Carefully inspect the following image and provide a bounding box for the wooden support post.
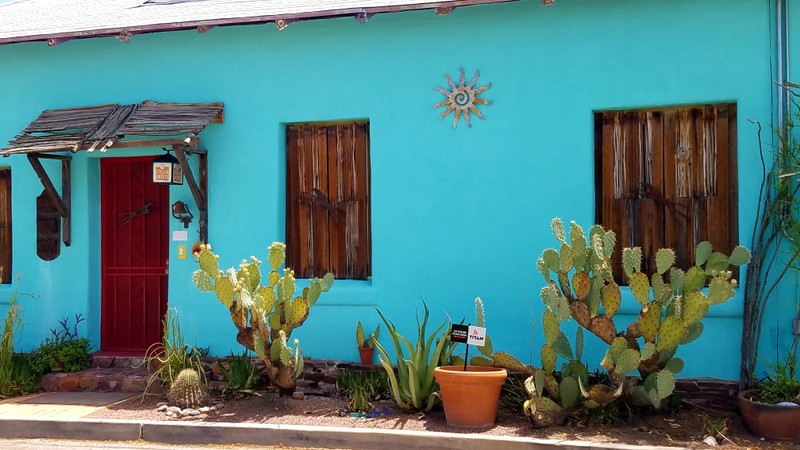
[27,154,72,247]
[173,145,208,243]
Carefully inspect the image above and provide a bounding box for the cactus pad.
[622,247,643,278]
[656,316,686,352]
[285,297,309,326]
[570,301,590,327]
[470,355,494,366]
[575,327,584,361]
[552,218,567,244]
[553,332,574,360]
[704,252,729,275]
[695,241,712,266]
[543,249,560,272]
[614,348,641,375]
[682,292,709,325]
[626,321,642,338]
[259,286,276,312]
[541,284,560,311]
[665,357,684,374]
[572,271,591,301]
[268,270,280,287]
[587,281,602,317]
[588,315,616,344]
[707,277,734,304]
[192,270,215,292]
[601,282,622,318]
[641,342,656,361]
[681,322,703,344]
[492,352,529,372]
[639,302,662,343]
[669,268,685,294]
[602,231,616,258]
[541,344,557,374]
[559,244,574,272]
[198,250,219,276]
[214,276,235,307]
[683,266,707,292]
[543,309,560,345]
[728,246,752,266]
[629,272,651,305]
[610,337,628,361]
[559,377,580,409]
[537,258,551,282]
[656,369,675,400]
[655,248,676,275]
[268,242,285,270]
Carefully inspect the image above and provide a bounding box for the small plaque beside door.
[36,189,60,261]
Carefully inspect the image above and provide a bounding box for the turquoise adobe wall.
[0,0,782,380]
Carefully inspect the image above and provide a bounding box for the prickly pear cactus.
[167,368,209,409]
[192,242,334,392]
[533,218,750,419]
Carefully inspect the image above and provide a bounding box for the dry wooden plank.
[310,127,329,278]
[286,126,299,272]
[298,126,313,277]
[327,125,345,277]
[354,122,370,279]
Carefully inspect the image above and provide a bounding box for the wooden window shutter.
[286,122,371,279]
[0,169,11,284]
[596,105,736,283]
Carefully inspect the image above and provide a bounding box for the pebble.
[165,411,175,417]
[167,406,181,413]
[199,406,211,412]
[292,391,305,400]
[703,436,718,446]
[156,405,168,412]
[213,403,225,410]
[156,402,168,408]
[183,408,200,416]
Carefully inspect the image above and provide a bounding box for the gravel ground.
[83,392,798,449]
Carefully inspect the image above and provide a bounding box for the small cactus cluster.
[515,219,751,426]
[192,242,333,392]
[167,368,209,409]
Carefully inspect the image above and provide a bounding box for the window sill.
[300,278,376,307]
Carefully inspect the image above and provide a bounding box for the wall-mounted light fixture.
[171,201,193,228]
[152,148,183,185]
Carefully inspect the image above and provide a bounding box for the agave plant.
[373,303,452,412]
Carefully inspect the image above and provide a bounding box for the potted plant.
[355,321,379,365]
[740,86,800,441]
[738,328,800,441]
[433,298,507,427]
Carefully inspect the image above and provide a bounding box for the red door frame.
[100,157,169,354]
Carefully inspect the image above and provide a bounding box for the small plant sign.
[450,323,487,371]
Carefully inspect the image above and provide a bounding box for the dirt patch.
[85,391,796,449]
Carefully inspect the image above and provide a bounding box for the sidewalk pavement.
[0,392,685,450]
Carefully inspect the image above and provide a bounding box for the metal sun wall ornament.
[434,68,492,128]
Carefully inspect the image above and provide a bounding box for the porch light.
[152,148,183,185]
[171,201,193,228]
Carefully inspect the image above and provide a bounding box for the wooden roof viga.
[0,0,523,47]
[0,101,224,155]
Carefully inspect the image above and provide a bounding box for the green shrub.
[30,314,92,374]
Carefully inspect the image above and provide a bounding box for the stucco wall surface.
[0,0,783,380]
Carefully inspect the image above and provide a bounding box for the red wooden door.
[101,157,169,354]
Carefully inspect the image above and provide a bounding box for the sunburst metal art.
[434,68,492,128]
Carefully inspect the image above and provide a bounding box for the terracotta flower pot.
[434,365,507,427]
[358,347,374,365]
[738,389,800,441]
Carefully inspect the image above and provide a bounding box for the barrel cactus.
[192,242,333,392]
[167,368,209,409]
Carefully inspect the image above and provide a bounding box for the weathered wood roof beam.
[27,154,71,247]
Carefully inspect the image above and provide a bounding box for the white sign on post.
[467,326,487,346]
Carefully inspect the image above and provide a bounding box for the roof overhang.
[0,0,524,47]
[2,100,222,245]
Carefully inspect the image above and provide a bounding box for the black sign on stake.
[451,324,470,371]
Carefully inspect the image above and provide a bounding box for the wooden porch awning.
[1,101,224,155]
[1,100,223,249]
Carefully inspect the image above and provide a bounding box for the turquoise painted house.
[0,0,798,381]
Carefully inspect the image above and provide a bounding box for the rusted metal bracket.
[27,153,71,246]
[172,144,208,243]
